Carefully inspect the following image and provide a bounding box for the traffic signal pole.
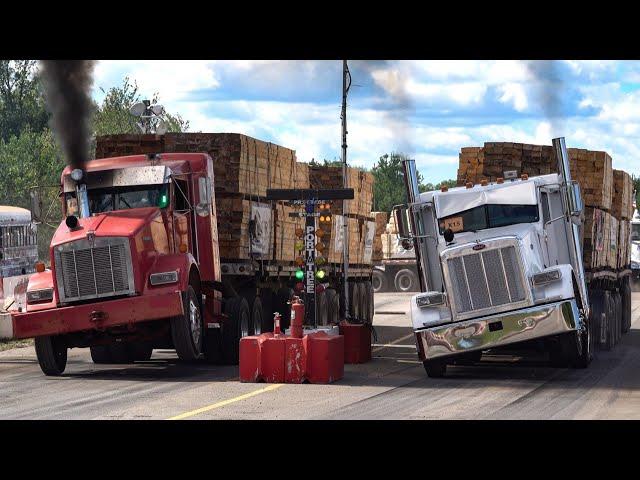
[341,60,351,320]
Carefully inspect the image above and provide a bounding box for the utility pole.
[341,60,351,319]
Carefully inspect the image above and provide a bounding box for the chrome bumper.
[414,300,581,361]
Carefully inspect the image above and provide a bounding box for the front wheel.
[35,336,67,376]
[372,270,387,293]
[171,286,203,362]
[222,296,250,365]
[394,269,418,292]
[423,359,447,378]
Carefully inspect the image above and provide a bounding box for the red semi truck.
[11,151,373,375]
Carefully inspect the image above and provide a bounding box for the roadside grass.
[0,338,34,352]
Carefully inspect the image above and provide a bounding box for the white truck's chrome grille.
[55,237,134,303]
[446,244,528,318]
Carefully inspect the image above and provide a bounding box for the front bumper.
[414,300,581,361]
[11,291,184,339]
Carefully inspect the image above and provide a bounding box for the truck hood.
[51,207,161,247]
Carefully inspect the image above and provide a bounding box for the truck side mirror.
[393,204,411,240]
[568,181,584,216]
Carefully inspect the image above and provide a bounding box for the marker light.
[295,269,304,280]
[481,179,488,186]
[35,261,46,273]
[315,270,326,280]
[320,215,332,223]
[158,193,169,208]
[465,182,473,189]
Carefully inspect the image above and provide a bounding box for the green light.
[295,269,304,280]
[315,270,325,280]
[158,194,168,208]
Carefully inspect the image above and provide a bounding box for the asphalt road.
[0,292,639,420]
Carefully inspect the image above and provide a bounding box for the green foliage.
[0,60,50,142]
[0,128,64,259]
[633,174,640,206]
[309,158,343,167]
[371,152,455,213]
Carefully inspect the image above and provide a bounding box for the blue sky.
[93,60,640,183]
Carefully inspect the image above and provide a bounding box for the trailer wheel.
[589,290,604,350]
[394,269,417,292]
[364,281,374,324]
[602,291,614,351]
[109,343,134,363]
[357,283,369,323]
[423,359,446,378]
[35,336,67,376]
[222,296,250,365]
[622,278,632,334]
[325,288,340,324]
[129,342,153,362]
[349,282,362,321]
[372,270,387,293]
[171,286,203,362]
[613,290,622,344]
[250,296,264,335]
[90,345,112,364]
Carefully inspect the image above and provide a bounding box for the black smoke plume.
[40,60,95,171]
[524,60,565,137]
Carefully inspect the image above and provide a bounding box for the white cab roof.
[0,206,31,224]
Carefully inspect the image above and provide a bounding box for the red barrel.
[290,296,304,338]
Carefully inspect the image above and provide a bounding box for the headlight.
[416,292,446,308]
[27,288,54,303]
[149,271,178,286]
[532,269,562,286]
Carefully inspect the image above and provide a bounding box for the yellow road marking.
[372,333,415,353]
[168,384,283,420]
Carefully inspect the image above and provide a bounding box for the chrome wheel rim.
[240,309,249,337]
[189,299,201,347]
[399,275,411,290]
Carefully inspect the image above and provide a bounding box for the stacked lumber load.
[380,214,415,260]
[371,212,388,261]
[455,142,613,212]
[612,169,634,220]
[273,203,304,263]
[618,220,631,269]
[96,133,308,197]
[309,165,374,218]
[582,207,629,270]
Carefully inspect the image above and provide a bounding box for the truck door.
[172,176,197,260]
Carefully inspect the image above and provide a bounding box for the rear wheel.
[357,283,368,323]
[222,296,250,365]
[364,281,374,324]
[601,291,614,351]
[349,282,360,320]
[90,345,112,364]
[129,342,153,361]
[249,296,264,335]
[171,286,203,362]
[325,288,340,324]
[109,343,133,363]
[613,290,622,344]
[394,269,418,292]
[35,336,67,376]
[622,278,632,334]
[423,359,447,378]
[372,270,387,293]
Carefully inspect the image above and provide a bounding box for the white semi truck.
[632,204,639,287]
[395,137,633,377]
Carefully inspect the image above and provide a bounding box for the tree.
[92,77,189,137]
[0,60,50,142]
[372,153,414,213]
[633,174,640,207]
[419,179,457,193]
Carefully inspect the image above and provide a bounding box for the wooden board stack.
[309,166,374,218]
[371,211,388,262]
[612,169,634,220]
[457,143,613,212]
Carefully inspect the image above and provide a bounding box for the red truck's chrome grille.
[54,237,134,304]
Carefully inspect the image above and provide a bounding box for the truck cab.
[397,137,591,377]
[12,153,225,375]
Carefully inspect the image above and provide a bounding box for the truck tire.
[357,283,368,323]
[350,282,361,321]
[35,336,67,376]
[372,270,387,293]
[364,281,374,323]
[109,343,134,363]
[316,290,328,326]
[602,291,614,351]
[423,359,447,378]
[222,296,250,365]
[394,269,417,292]
[90,345,112,364]
[275,287,293,331]
[249,296,264,335]
[129,342,153,361]
[203,327,222,364]
[325,288,340,324]
[622,278,632,334]
[613,290,622,344]
[589,290,605,350]
[171,286,203,362]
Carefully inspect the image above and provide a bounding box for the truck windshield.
[65,185,169,215]
[438,204,539,234]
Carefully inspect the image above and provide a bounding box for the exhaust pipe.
[401,158,428,291]
[70,168,90,219]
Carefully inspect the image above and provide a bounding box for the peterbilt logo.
[472,243,486,251]
[86,230,96,248]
